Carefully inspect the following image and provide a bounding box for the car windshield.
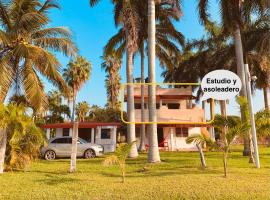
[78,138,88,144]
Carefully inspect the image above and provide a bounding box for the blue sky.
[45,0,265,117]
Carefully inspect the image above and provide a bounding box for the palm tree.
[63,56,91,173]
[0,104,44,173]
[46,90,70,123]
[198,0,269,156]
[0,0,77,112]
[90,0,139,158]
[101,51,122,109]
[76,101,90,122]
[103,0,183,153]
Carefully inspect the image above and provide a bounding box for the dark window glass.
[63,128,69,136]
[51,138,66,144]
[176,128,189,137]
[156,104,160,109]
[101,129,111,139]
[66,138,72,144]
[135,103,141,109]
[168,103,180,109]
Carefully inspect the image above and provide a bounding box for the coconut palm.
[104,141,136,183]
[76,101,90,122]
[198,0,269,156]
[186,133,214,169]
[0,0,77,112]
[101,51,122,109]
[63,56,91,173]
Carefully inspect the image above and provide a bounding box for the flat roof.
[42,122,122,129]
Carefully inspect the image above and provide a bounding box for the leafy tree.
[104,141,136,183]
[0,104,44,173]
[63,56,91,173]
[76,101,90,122]
[46,90,70,123]
[0,0,77,112]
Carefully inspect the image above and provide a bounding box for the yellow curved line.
[120,82,215,125]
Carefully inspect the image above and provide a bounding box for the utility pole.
[244,64,260,168]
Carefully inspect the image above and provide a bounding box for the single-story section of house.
[42,122,121,153]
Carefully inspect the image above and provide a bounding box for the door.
[157,128,164,147]
[50,138,72,157]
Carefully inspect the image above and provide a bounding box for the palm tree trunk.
[70,88,78,173]
[0,129,7,174]
[126,48,138,158]
[223,150,228,178]
[148,0,160,163]
[263,87,269,110]
[196,144,206,170]
[139,45,146,152]
[233,24,250,156]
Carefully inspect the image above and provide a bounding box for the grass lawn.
[0,146,269,200]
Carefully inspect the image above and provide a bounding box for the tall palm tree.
[104,0,183,152]
[0,0,77,112]
[76,101,91,122]
[63,56,91,172]
[90,0,139,158]
[198,0,269,156]
[101,51,122,109]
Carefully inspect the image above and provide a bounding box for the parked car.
[41,136,104,160]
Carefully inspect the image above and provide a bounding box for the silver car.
[41,136,103,160]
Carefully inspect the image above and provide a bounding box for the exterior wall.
[55,128,62,137]
[95,126,116,153]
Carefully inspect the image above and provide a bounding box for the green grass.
[0,146,269,200]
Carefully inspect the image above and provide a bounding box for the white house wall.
[56,128,62,137]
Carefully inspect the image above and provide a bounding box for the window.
[51,138,70,144]
[135,103,141,109]
[101,129,111,139]
[175,128,189,137]
[168,103,180,109]
[135,127,140,138]
[63,128,70,136]
[156,104,160,109]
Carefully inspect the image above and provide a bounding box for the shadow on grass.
[35,174,81,185]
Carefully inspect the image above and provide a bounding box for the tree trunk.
[70,88,78,173]
[233,25,250,156]
[196,144,206,170]
[223,150,228,178]
[263,87,269,110]
[0,130,7,174]
[147,0,160,163]
[139,45,146,152]
[126,48,138,158]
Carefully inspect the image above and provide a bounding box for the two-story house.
[125,84,209,151]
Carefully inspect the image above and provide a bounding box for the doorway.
[78,128,92,142]
[157,128,164,147]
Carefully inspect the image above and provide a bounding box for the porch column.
[91,128,95,143]
[170,128,174,151]
[46,129,50,140]
[112,127,117,151]
[69,128,73,137]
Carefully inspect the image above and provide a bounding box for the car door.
[50,138,67,157]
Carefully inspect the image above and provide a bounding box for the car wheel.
[44,150,56,160]
[84,149,96,159]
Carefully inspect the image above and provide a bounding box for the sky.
[44,0,266,117]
